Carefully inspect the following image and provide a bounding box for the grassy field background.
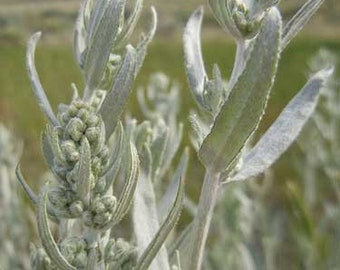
[0,0,339,268]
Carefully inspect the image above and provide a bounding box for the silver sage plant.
[16,0,332,269]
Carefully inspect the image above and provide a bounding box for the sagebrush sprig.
[15,0,332,269]
[180,0,331,269]
[17,0,188,269]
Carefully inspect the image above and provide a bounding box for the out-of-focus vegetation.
[0,0,339,269]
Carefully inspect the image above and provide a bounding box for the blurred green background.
[0,0,339,269]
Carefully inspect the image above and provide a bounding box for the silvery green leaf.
[41,131,55,170]
[134,172,184,270]
[199,8,282,173]
[83,0,125,98]
[71,83,80,101]
[282,0,324,50]
[203,64,224,115]
[99,46,136,140]
[150,121,169,180]
[158,123,183,180]
[134,121,152,153]
[105,142,139,229]
[158,149,189,221]
[73,0,89,68]
[26,32,59,126]
[37,187,76,270]
[169,222,193,264]
[46,125,67,166]
[115,0,143,49]
[135,6,157,77]
[133,148,169,270]
[103,156,121,194]
[76,138,91,204]
[183,7,207,108]
[208,0,237,38]
[189,112,210,151]
[16,164,39,206]
[16,164,59,223]
[230,68,333,182]
[102,121,124,175]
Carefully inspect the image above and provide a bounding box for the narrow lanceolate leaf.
[46,125,67,166]
[133,148,170,270]
[150,123,169,181]
[73,0,87,68]
[102,122,124,173]
[103,142,139,230]
[199,8,282,173]
[230,68,333,182]
[282,0,324,50]
[37,187,76,270]
[76,138,92,204]
[158,149,189,221]
[41,131,55,172]
[183,6,207,108]
[99,46,136,140]
[134,172,185,270]
[83,0,125,99]
[26,32,59,126]
[16,164,59,222]
[115,0,143,49]
[135,6,157,77]
[16,164,39,206]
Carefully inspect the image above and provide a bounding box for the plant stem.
[189,168,220,270]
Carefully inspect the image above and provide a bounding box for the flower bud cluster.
[210,0,278,40]
[59,237,88,268]
[104,238,138,269]
[83,195,117,229]
[48,186,84,218]
[47,99,111,216]
[230,0,263,39]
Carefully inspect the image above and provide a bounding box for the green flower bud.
[77,108,90,122]
[85,127,100,143]
[61,140,80,162]
[82,195,116,229]
[59,237,88,268]
[69,200,84,217]
[66,117,85,142]
[48,187,82,218]
[86,115,100,128]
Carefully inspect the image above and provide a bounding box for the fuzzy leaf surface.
[230,68,332,182]
[282,0,324,50]
[135,7,157,77]
[199,8,282,173]
[37,187,76,270]
[183,6,207,108]
[133,149,170,270]
[99,46,136,140]
[134,155,185,270]
[83,0,125,98]
[158,149,189,221]
[26,32,58,126]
